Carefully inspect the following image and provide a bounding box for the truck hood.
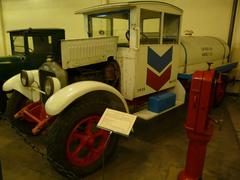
[0,55,25,83]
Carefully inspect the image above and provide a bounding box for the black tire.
[47,92,125,177]
[0,87,7,114]
[6,91,34,134]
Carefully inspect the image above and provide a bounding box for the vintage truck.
[2,1,238,177]
[0,28,65,113]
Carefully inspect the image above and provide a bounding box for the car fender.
[2,70,40,102]
[45,81,129,116]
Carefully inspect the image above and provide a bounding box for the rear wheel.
[47,93,124,177]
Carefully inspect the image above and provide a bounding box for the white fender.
[45,81,129,116]
[3,70,40,102]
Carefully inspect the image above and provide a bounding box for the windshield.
[12,36,25,54]
[11,34,54,56]
[28,35,53,54]
[88,10,130,47]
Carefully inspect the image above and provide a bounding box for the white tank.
[179,36,229,73]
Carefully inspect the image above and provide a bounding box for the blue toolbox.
[148,92,176,113]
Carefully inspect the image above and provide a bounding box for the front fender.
[45,81,129,116]
[2,70,40,102]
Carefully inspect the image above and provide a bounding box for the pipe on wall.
[228,0,238,50]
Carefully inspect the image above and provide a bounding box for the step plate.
[134,100,184,120]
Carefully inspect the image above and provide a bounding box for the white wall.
[0,0,6,55]
[0,0,235,56]
[1,0,101,55]
[231,0,240,61]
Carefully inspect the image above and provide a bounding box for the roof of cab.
[8,28,65,34]
[75,1,183,15]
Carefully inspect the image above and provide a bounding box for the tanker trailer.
[178,36,237,104]
[179,36,230,74]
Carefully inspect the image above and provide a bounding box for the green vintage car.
[0,28,65,113]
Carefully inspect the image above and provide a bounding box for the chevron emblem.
[147,47,173,91]
[148,47,173,72]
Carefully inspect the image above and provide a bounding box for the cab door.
[26,35,53,69]
[134,9,181,98]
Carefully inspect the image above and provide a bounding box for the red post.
[178,70,215,180]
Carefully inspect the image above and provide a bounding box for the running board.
[134,80,185,120]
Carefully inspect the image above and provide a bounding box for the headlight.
[44,76,61,96]
[20,70,34,86]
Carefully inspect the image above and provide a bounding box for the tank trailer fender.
[2,70,40,102]
[45,81,129,116]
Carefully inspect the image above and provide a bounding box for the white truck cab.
[77,1,183,100]
[56,2,186,119]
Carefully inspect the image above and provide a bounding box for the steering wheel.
[28,48,34,53]
[125,30,149,42]
[141,32,149,41]
[125,30,130,41]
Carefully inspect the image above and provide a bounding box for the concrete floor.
[0,96,240,180]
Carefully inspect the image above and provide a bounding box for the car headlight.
[20,70,34,86]
[44,76,61,96]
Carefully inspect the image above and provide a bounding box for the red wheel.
[66,115,109,167]
[47,92,125,177]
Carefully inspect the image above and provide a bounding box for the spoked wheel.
[66,115,110,168]
[47,93,124,177]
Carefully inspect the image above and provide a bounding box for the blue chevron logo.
[147,47,173,73]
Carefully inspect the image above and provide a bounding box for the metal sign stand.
[102,131,113,180]
[97,108,137,180]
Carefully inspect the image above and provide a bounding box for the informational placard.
[97,108,137,137]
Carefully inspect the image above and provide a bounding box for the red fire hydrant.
[178,70,215,180]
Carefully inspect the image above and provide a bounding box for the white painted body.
[45,81,129,116]
[47,2,186,118]
[61,37,118,69]
[3,70,40,102]
[117,45,180,100]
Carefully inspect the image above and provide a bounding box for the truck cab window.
[113,18,128,45]
[88,10,130,47]
[140,9,161,44]
[163,13,180,44]
[91,18,112,37]
[28,36,53,54]
[28,37,34,52]
[12,36,25,54]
